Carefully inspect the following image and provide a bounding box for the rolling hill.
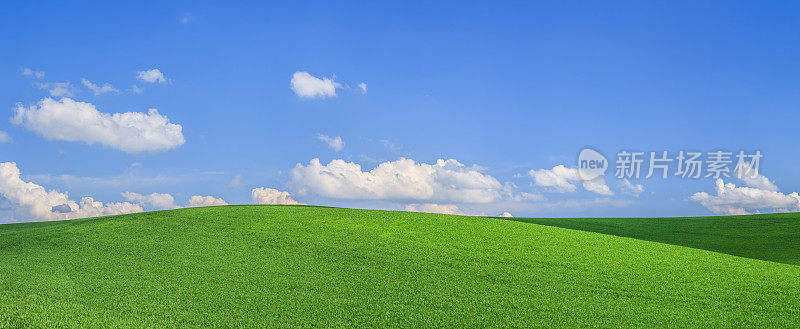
[1,205,798,328]
[512,213,800,265]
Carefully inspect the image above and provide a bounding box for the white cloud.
[81,78,119,95]
[690,178,800,215]
[290,71,340,98]
[118,192,228,209]
[0,162,143,222]
[316,134,344,151]
[735,163,778,192]
[404,203,462,215]
[137,69,166,84]
[0,131,10,143]
[251,187,301,205]
[619,178,644,196]
[583,177,614,196]
[529,165,579,193]
[180,13,192,24]
[500,211,513,217]
[12,98,185,154]
[529,165,613,196]
[121,192,177,210]
[187,195,228,207]
[132,85,143,94]
[37,82,74,97]
[358,82,367,94]
[290,158,504,204]
[21,68,44,79]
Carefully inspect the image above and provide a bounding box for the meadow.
[513,213,800,265]
[1,205,798,328]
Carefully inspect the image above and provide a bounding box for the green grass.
[1,205,798,328]
[510,213,800,265]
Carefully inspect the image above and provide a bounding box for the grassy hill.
[1,205,798,328]
[511,213,800,265]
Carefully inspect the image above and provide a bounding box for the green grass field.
[1,205,798,328]
[511,213,800,266]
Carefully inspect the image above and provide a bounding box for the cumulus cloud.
[0,131,10,143]
[500,211,513,217]
[317,134,344,151]
[12,98,185,154]
[290,71,341,98]
[81,78,119,95]
[21,68,44,79]
[619,178,644,196]
[137,69,167,84]
[37,82,74,97]
[404,203,462,215]
[529,165,613,196]
[123,192,228,209]
[251,187,301,205]
[529,165,580,193]
[583,177,613,196]
[187,195,228,207]
[735,163,778,192]
[358,82,367,94]
[132,85,143,94]
[290,158,505,204]
[0,162,143,222]
[690,178,800,215]
[121,192,177,210]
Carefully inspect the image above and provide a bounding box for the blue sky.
[2,1,799,222]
